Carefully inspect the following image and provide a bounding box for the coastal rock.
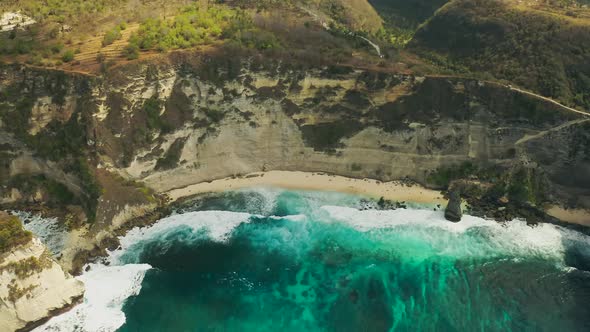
[445,189,462,222]
[0,237,84,332]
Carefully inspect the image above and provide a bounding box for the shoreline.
[166,171,447,206]
[547,206,590,227]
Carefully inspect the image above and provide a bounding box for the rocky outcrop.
[0,231,84,332]
[445,187,462,222]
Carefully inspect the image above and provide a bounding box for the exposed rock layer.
[0,233,84,332]
[0,55,589,270]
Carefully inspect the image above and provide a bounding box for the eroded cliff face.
[91,56,587,204]
[0,231,84,332]
[1,54,589,252]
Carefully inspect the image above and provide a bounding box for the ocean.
[35,188,590,332]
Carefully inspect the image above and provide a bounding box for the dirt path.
[509,86,590,117]
[515,118,590,146]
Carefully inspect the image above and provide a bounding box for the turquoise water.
[34,188,590,332]
[104,188,590,332]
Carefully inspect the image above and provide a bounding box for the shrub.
[0,215,32,254]
[129,5,236,53]
[427,161,478,188]
[50,43,63,54]
[61,49,75,62]
[124,44,139,60]
[102,26,122,46]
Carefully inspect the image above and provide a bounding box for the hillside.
[409,0,590,110]
[0,0,391,73]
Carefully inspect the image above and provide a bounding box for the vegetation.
[506,168,547,206]
[428,162,549,206]
[0,215,32,255]
[410,0,590,109]
[124,44,139,60]
[143,96,172,133]
[61,49,75,62]
[427,161,479,189]
[300,120,364,151]
[1,255,51,279]
[155,138,186,171]
[128,6,236,52]
[0,0,120,23]
[7,174,76,205]
[102,23,126,46]
[0,0,125,65]
[370,0,449,49]
[7,283,38,302]
[0,75,101,223]
[69,157,101,223]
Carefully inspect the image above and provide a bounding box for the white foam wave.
[14,211,67,255]
[34,264,151,332]
[35,210,256,332]
[110,210,253,263]
[321,206,590,261]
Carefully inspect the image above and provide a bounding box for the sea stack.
[445,188,462,222]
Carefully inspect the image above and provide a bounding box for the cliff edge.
[0,212,84,332]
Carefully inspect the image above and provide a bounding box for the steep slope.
[323,0,384,33]
[2,50,588,218]
[369,0,449,30]
[410,0,590,109]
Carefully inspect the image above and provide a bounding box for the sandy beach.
[547,206,590,227]
[166,171,447,205]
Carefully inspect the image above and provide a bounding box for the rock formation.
[445,188,462,222]
[0,213,84,332]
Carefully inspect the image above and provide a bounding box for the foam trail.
[111,210,253,263]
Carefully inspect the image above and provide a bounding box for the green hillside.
[409,0,590,109]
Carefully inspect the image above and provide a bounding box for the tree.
[62,49,75,62]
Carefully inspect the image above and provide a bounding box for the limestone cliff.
[0,214,84,332]
[0,52,589,270]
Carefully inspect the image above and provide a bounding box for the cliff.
[0,51,589,271]
[0,212,83,332]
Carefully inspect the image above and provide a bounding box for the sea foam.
[35,210,255,332]
[14,211,67,255]
[321,205,589,262]
[34,263,151,332]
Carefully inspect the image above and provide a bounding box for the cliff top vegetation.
[1,0,590,110]
[0,212,32,255]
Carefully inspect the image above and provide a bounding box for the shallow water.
[36,188,590,332]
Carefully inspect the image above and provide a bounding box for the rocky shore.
[0,212,84,332]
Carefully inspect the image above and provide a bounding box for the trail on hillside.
[298,5,383,57]
[515,118,590,146]
[509,86,590,117]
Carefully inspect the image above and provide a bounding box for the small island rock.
[445,188,462,222]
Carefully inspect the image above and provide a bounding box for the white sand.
[547,206,590,227]
[166,171,446,205]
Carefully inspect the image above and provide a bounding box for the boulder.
[445,188,462,222]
